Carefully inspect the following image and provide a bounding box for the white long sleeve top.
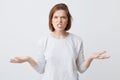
[34,33,87,80]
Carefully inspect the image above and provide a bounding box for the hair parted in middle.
[49,3,72,32]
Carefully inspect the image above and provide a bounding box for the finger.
[10,57,22,62]
[104,56,110,59]
[98,50,107,55]
[93,50,106,58]
[10,59,18,63]
[14,57,23,61]
[98,56,110,59]
[15,57,21,59]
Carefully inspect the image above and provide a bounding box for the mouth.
[57,24,62,28]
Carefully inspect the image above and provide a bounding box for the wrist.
[88,56,94,60]
[26,56,32,62]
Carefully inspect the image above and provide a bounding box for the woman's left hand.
[89,50,110,60]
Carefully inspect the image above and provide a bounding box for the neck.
[51,31,69,39]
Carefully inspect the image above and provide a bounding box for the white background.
[0,0,120,80]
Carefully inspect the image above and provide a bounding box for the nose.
[58,18,62,23]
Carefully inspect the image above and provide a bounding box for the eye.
[53,16,58,19]
[61,16,67,19]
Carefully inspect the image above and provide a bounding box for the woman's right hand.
[10,56,30,63]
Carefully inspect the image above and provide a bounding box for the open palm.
[90,50,110,59]
[10,56,30,63]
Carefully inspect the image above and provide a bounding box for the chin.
[55,28,64,31]
[55,29,65,32]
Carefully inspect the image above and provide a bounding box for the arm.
[77,50,110,73]
[10,37,47,73]
[10,56,37,67]
[76,40,110,73]
[82,50,110,70]
[10,56,46,74]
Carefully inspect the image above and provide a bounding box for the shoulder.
[69,33,84,52]
[70,33,83,43]
[38,34,49,44]
[69,33,83,49]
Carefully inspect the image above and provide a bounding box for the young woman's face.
[52,10,68,32]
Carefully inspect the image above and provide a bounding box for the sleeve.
[33,37,46,74]
[76,40,88,73]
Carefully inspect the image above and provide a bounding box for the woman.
[10,3,110,80]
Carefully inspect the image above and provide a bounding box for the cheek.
[65,18,68,23]
[52,19,56,24]
[52,20,57,27]
[64,20,68,25]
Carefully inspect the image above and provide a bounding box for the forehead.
[53,10,67,16]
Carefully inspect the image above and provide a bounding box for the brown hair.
[49,3,72,32]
